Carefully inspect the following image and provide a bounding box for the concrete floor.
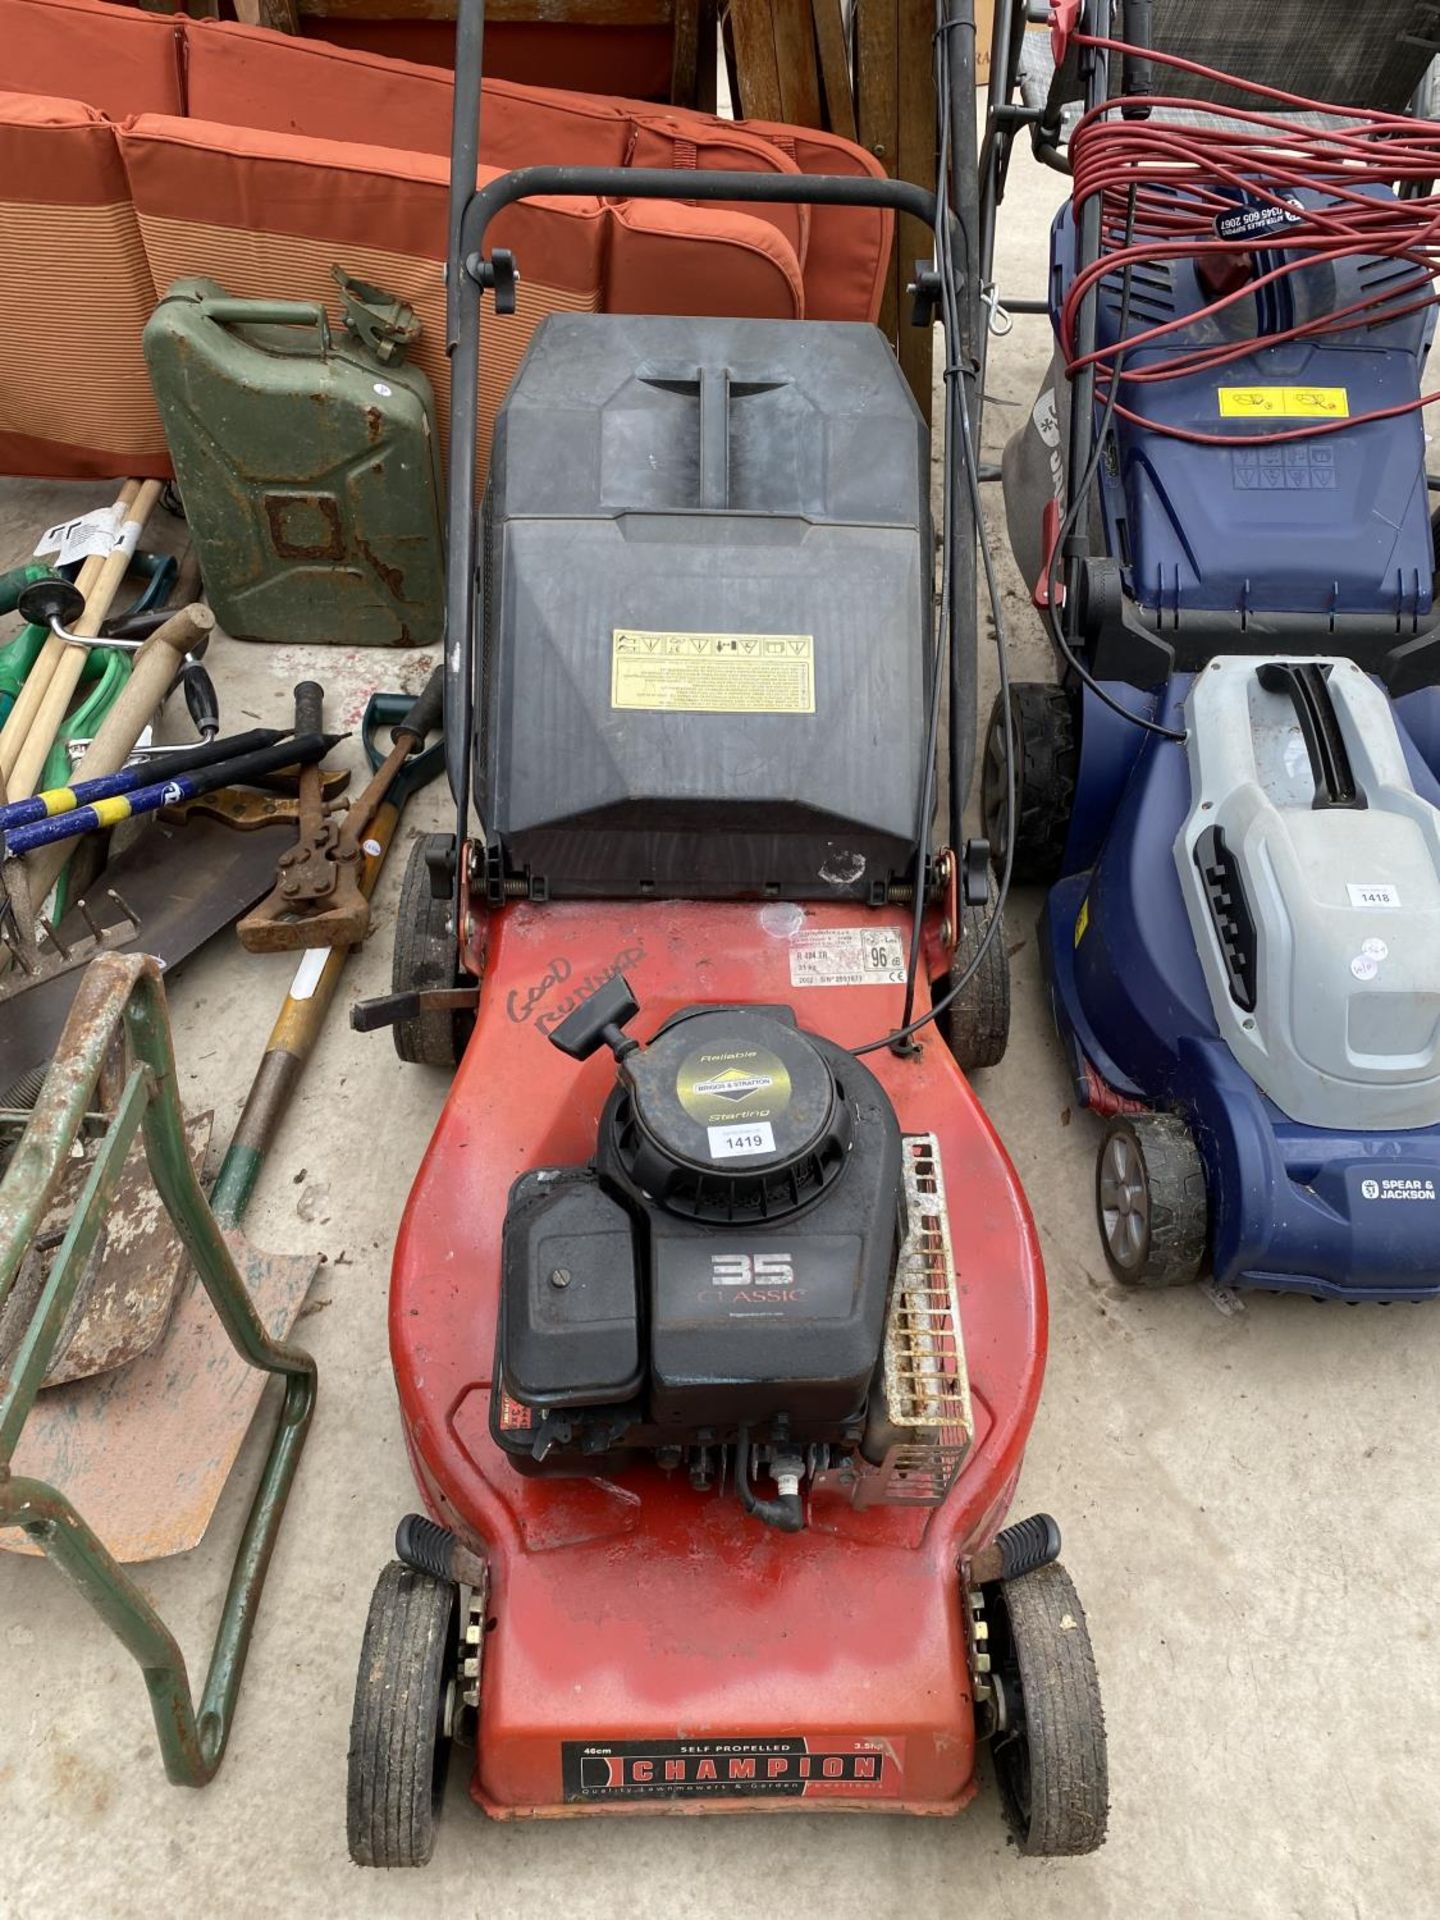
[1,143,1438,1920]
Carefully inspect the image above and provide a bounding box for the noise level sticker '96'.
[562,1737,904,1802]
[611,629,814,714]
[1218,386,1349,419]
[789,927,907,988]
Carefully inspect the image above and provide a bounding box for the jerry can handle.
[200,298,331,349]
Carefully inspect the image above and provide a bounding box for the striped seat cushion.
[183,17,890,322]
[0,92,164,478]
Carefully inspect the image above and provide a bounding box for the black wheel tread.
[1098,1112,1208,1289]
[392,833,466,1068]
[997,1561,1109,1857]
[983,682,1078,886]
[941,871,1010,1071]
[347,1560,455,1868]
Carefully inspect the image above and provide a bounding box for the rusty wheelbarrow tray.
[0,952,317,1787]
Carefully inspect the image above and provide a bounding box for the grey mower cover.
[1175,656,1440,1131]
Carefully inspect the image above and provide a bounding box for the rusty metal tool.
[237,679,337,948]
[0,889,140,1006]
[0,809,304,1103]
[0,1109,212,1387]
[212,677,446,1223]
[0,953,317,1784]
[158,772,350,830]
[235,681,335,951]
[237,666,443,953]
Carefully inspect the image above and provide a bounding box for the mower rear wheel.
[392,832,473,1068]
[939,871,1010,1072]
[986,1562,1108,1857]
[982,682,1078,886]
[1096,1112,1208,1288]
[347,1561,459,1868]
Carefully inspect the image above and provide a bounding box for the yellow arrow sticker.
[1218,386,1349,419]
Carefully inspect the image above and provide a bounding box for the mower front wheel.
[981,682,1078,886]
[392,832,474,1068]
[1096,1112,1208,1288]
[938,871,1010,1072]
[347,1561,459,1868]
[986,1562,1109,1857]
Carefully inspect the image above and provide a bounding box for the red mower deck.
[391,899,1045,1819]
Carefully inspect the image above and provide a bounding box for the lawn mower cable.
[1042,183,1189,746]
[856,0,1020,1058]
[1061,23,1440,449]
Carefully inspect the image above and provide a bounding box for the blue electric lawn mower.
[978,0,1440,1299]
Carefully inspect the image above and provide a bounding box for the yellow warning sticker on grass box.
[611,629,815,714]
[1217,386,1349,420]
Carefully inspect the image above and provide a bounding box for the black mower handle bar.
[456,166,948,311]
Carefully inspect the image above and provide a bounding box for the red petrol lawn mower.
[346,0,1108,1864]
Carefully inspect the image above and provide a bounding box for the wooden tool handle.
[0,480,140,788]
[84,603,217,762]
[5,479,164,801]
[20,603,217,919]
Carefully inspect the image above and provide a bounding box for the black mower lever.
[350,986,479,1035]
[548,974,640,1062]
[473,248,519,315]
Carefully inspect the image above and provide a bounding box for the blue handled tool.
[1,729,287,834]
[3,731,341,859]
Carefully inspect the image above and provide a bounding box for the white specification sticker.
[1347,882,1400,909]
[788,927,907,989]
[708,1121,776,1161]
[34,504,120,567]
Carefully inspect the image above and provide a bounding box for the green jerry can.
[143,270,444,647]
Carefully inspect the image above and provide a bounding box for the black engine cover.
[494,1009,903,1466]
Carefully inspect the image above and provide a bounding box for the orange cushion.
[0,91,164,478]
[185,19,630,166]
[0,0,182,118]
[304,19,674,100]
[183,20,890,319]
[185,23,809,268]
[744,119,892,324]
[625,119,809,277]
[118,114,802,479]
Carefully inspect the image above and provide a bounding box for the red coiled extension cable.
[1060,25,1440,446]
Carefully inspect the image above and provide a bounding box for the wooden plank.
[670,0,701,105]
[812,0,857,139]
[728,0,785,120]
[855,0,900,342]
[772,0,823,127]
[236,0,299,25]
[693,0,719,110]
